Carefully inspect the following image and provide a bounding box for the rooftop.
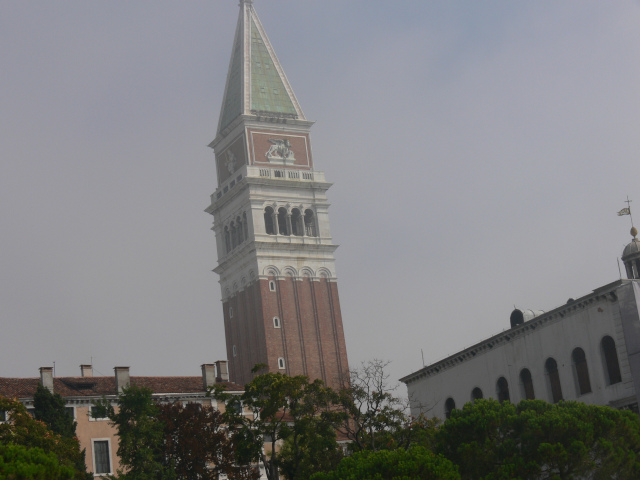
[0,376,243,399]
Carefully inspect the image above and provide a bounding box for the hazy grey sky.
[1,1,639,387]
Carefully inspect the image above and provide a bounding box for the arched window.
[277,208,289,236]
[572,348,592,395]
[497,377,510,403]
[602,336,622,385]
[224,226,231,253]
[242,212,249,240]
[304,209,317,237]
[444,397,456,419]
[264,207,275,235]
[269,280,276,292]
[291,208,303,236]
[236,216,244,244]
[278,357,285,370]
[273,317,281,328]
[230,222,237,249]
[545,358,563,403]
[471,387,483,401]
[519,368,535,400]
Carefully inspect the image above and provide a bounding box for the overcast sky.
[1,1,639,388]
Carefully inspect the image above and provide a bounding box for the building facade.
[401,231,640,419]
[0,362,242,478]
[205,0,349,388]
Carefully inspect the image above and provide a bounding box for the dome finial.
[632,226,638,239]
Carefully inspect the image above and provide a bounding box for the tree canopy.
[335,359,429,453]
[309,446,460,480]
[0,443,76,480]
[157,400,258,480]
[33,383,76,439]
[213,366,344,480]
[435,399,640,480]
[0,396,89,479]
[94,385,258,480]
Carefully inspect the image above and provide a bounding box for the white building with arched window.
[402,231,640,419]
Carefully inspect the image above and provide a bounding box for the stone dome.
[622,237,640,259]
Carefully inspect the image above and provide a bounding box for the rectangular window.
[0,410,6,422]
[90,405,109,421]
[93,440,111,475]
[65,407,75,419]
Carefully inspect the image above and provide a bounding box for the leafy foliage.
[97,386,257,480]
[309,446,460,480]
[0,443,76,480]
[0,396,88,479]
[33,383,76,439]
[157,401,258,480]
[213,367,344,480]
[95,385,168,479]
[435,399,640,480]
[33,383,90,477]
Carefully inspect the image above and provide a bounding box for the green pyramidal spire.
[217,0,305,134]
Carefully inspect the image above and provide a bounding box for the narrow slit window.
[269,281,276,292]
[273,317,281,328]
[278,357,285,369]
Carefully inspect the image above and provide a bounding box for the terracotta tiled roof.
[0,376,243,399]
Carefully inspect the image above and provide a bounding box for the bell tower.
[205,0,349,387]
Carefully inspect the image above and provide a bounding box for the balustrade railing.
[213,166,324,203]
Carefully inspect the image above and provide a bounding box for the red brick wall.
[223,276,349,389]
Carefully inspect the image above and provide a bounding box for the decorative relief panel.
[249,130,311,168]
[216,135,247,184]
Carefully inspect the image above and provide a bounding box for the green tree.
[213,367,344,480]
[0,443,76,480]
[96,387,255,480]
[435,399,640,480]
[33,383,76,438]
[309,446,460,480]
[0,396,88,479]
[95,386,169,480]
[33,383,91,478]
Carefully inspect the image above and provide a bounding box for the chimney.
[80,365,93,377]
[39,367,54,393]
[215,360,229,382]
[114,366,130,394]
[201,364,216,390]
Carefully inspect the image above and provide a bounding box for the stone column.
[286,214,293,236]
